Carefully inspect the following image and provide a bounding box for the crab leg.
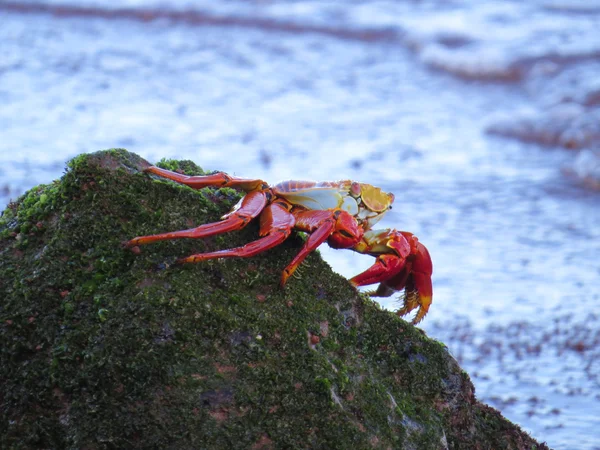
[280,209,359,287]
[175,201,295,265]
[396,268,433,324]
[126,190,268,247]
[349,229,433,324]
[145,166,267,192]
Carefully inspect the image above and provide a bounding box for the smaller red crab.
[126,166,433,323]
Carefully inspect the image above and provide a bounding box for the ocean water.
[1,1,599,448]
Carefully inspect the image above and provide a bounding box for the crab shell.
[272,180,395,230]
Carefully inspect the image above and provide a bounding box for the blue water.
[1,1,599,448]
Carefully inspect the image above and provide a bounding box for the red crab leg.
[349,230,433,324]
[145,166,267,192]
[280,208,364,286]
[370,251,433,325]
[126,190,268,247]
[279,210,340,287]
[176,202,295,265]
[398,242,433,324]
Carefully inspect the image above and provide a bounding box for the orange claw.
[349,230,433,324]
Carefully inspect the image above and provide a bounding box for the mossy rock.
[0,149,549,449]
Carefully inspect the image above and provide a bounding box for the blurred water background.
[1,0,600,448]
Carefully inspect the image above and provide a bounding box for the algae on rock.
[0,149,549,449]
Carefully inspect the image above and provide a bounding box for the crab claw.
[349,230,433,324]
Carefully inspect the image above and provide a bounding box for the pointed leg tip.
[280,269,293,288]
[410,296,432,325]
[175,254,214,265]
[122,239,141,252]
[411,315,425,325]
[396,307,409,318]
[174,256,191,265]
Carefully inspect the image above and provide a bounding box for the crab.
[126,166,433,323]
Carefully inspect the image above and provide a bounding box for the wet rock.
[0,150,549,449]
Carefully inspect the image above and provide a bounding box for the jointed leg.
[177,229,291,264]
[176,202,295,265]
[145,166,267,192]
[402,271,433,324]
[279,208,364,286]
[280,217,336,287]
[348,229,433,324]
[126,190,267,247]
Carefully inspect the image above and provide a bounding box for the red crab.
[126,166,433,323]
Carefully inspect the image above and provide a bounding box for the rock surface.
[0,150,549,449]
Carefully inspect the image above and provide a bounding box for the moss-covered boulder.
[0,149,549,449]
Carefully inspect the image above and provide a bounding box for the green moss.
[0,150,549,449]
[156,157,206,175]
